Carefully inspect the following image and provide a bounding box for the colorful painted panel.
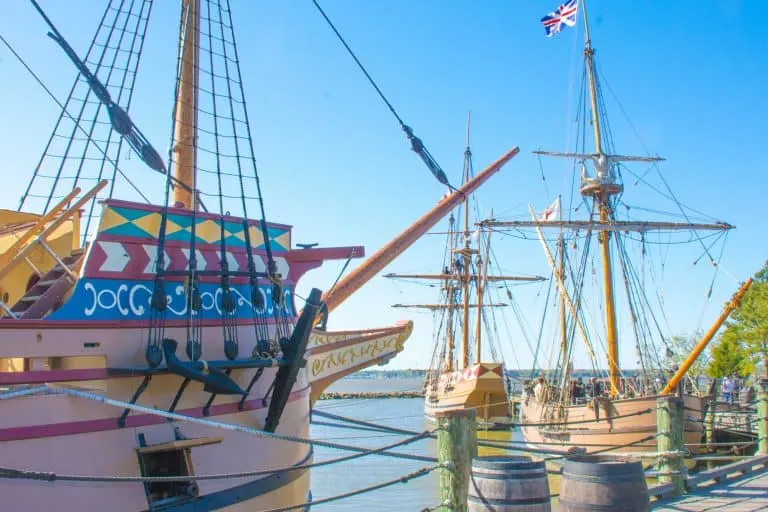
[84,240,291,280]
[97,203,290,251]
[46,278,295,321]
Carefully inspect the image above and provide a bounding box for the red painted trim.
[0,315,295,330]
[284,246,365,262]
[102,199,293,231]
[0,384,310,442]
[0,368,117,385]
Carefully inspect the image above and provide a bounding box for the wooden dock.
[652,456,768,511]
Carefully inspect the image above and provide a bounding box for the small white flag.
[539,196,561,222]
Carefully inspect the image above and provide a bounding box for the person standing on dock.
[731,373,741,403]
[723,375,731,402]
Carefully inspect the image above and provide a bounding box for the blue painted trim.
[155,447,313,511]
[46,278,295,321]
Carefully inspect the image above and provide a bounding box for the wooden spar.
[479,219,733,232]
[0,186,82,269]
[392,303,507,310]
[532,150,664,164]
[172,0,200,209]
[661,278,753,395]
[319,146,520,315]
[0,180,108,284]
[383,273,545,282]
[528,205,597,362]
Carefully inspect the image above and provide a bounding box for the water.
[310,377,531,510]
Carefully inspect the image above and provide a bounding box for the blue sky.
[1,1,766,370]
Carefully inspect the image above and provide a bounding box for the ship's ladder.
[0,180,107,318]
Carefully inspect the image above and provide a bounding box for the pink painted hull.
[0,317,414,510]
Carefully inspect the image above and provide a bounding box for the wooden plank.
[652,459,768,511]
[136,436,223,454]
[687,456,768,488]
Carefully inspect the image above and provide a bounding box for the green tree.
[718,261,768,375]
[665,333,710,382]
[707,329,752,378]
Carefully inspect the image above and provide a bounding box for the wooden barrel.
[558,455,649,511]
[468,455,551,511]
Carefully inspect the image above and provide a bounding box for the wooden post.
[657,395,686,496]
[436,409,477,512]
[758,379,768,456]
[704,396,716,470]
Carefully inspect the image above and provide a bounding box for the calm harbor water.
[309,377,530,511]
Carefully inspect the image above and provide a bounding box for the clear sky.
[1,1,766,370]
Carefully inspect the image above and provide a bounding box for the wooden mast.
[460,113,473,369]
[581,0,621,397]
[445,214,457,372]
[172,0,200,209]
[558,230,567,367]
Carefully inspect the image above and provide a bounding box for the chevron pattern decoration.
[97,202,290,251]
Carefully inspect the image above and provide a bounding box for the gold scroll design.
[309,333,403,378]
[307,331,354,348]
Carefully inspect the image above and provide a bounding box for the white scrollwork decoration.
[82,280,289,319]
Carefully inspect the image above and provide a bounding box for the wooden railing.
[0,180,107,317]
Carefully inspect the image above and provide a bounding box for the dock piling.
[759,377,768,456]
[436,408,477,512]
[657,395,686,496]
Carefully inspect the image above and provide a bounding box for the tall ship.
[481,0,750,455]
[387,119,544,430]
[0,1,519,510]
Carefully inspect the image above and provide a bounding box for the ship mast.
[172,0,201,209]
[558,230,567,368]
[445,214,457,372]
[580,0,621,397]
[459,113,474,369]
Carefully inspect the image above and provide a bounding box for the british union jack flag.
[540,0,579,38]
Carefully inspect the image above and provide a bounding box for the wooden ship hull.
[425,363,514,430]
[519,393,706,457]
[0,199,415,510]
[0,123,512,512]
[0,0,521,506]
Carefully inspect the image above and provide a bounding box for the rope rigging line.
[213,0,275,351]
[28,0,167,200]
[0,31,150,207]
[310,0,453,189]
[315,401,653,428]
[313,408,660,460]
[0,429,433,484]
[20,0,125,214]
[260,464,443,512]
[0,385,437,462]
